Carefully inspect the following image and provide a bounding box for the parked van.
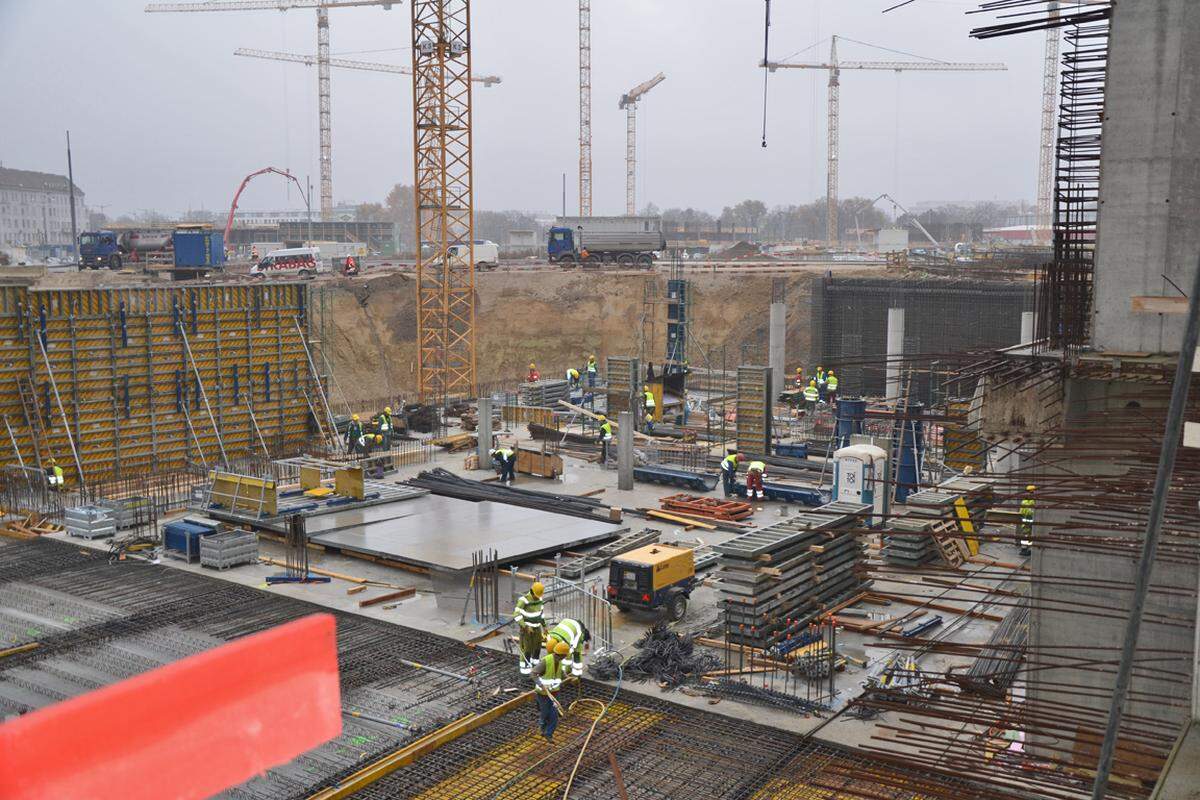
[250,247,325,279]
[447,240,500,269]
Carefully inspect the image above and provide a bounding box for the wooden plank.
[1131,296,1188,315]
[358,588,416,608]
[646,509,717,530]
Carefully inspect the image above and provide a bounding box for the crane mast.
[826,36,840,246]
[619,73,665,216]
[578,0,592,216]
[1036,2,1060,243]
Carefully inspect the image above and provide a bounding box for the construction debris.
[589,622,721,688]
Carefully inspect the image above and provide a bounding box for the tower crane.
[1035,2,1060,243]
[867,192,940,249]
[619,73,665,216]
[578,0,592,216]
[145,0,399,220]
[763,35,1006,246]
[233,47,502,85]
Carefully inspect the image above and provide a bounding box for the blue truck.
[548,216,665,266]
[78,231,123,270]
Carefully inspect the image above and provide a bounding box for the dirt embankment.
[319,269,837,404]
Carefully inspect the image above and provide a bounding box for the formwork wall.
[811,277,1033,400]
[0,283,317,484]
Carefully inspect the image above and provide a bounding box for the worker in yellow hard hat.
[531,639,571,742]
[816,366,827,401]
[45,457,63,490]
[377,406,393,447]
[527,362,539,383]
[642,384,656,423]
[586,354,598,387]
[794,365,805,389]
[825,369,838,407]
[1019,485,1036,556]
[514,581,547,674]
[345,413,363,451]
[803,378,819,411]
[566,367,580,388]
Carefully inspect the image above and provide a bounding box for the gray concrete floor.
[54,426,1023,749]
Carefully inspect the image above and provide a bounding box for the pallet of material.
[98,496,152,530]
[428,433,477,452]
[503,405,557,428]
[660,494,754,522]
[713,501,871,646]
[880,516,939,566]
[516,447,563,479]
[517,379,571,407]
[65,505,117,540]
[936,475,996,529]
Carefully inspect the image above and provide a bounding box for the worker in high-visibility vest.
[513,582,546,674]
[816,366,827,400]
[825,370,839,407]
[586,354,598,386]
[527,363,540,382]
[345,414,362,450]
[566,367,580,388]
[642,384,656,423]
[489,445,517,485]
[643,413,655,434]
[746,460,766,500]
[720,449,740,498]
[1019,485,1036,556]
[803,379,820,412]
[45,458,64,491]
[532,640,571,742]
[545,617,591,676]
[377,406,393,447]
[598,415,613,462]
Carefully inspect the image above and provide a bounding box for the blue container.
[834,397,867,449]
[891,400,925,502]
[172,230,225,268]
[163,518,218,561]
[773,442,809,459]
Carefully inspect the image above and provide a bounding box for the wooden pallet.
[929,518,969,568]
[660,493,754,522]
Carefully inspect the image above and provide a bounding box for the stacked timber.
[518,379,571,407]
[713,501,870,647]
[880,516,938,566]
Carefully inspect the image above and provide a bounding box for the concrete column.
[476,396,493,465]
[1021,311,1035,345]
[769,302,786,387]
[885,307,905,402]
[617,411,634,490]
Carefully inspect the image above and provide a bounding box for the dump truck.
[548,215,664,266]
[606,543,696,621]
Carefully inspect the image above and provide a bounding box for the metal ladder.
[16,377,46,471]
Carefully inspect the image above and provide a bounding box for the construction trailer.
[0,283,327,485]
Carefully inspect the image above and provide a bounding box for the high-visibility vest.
[586,359,597,373]
[514,591,545,629]
[535,653,567,695]
[492,447,514,460]
[643,391,656,409]
[803,386,819,402]
[748,461,766,474]
[816,371,826,386]
[599,421,613,439]
[378,411,391,431]
[826,375,838,390]
[547,618,583,650]
[721,454,739,473]
[346,421,362,440]
[1020,498,1035,522]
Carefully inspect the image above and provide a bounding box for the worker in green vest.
[545,618,591,677]
[642,384,656,421]
[825,370,839,406]
[489,445,516,485]
[345,414,362,450]
[1019,485,1036,556]
[45,458,64,491]
[532,640,571,742]
[586,354,598,386]
[803,379,820,412]
[598,414,613,462]
[746,460,766,500]
[720,449,739,498]
[376,406,393,447]
[513,581,546,675]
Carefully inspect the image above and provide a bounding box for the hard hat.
[795,367,802,373]
[644,414,652,422]
[643,385,650,392]
[1026,484,1036,492]
[352,414,359,421]
[554,640,571,656]
[529,362,536,369]
[531,581,544,597]
[829,370,835,375]
[809,379,816,386]
[48,458,56,464]
[589,353,595,359]
[384,406,392,414]
[598,414,606,421]
[374,434,383,443]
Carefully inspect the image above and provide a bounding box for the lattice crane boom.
[147,1,394,11]
[233,48,502,85]
[1035,2,1060,244]
[762,35,1006,245]
[578,0,592,216]
[619,72,665,216]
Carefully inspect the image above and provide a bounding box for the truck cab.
[607,543,696,621]
[79,231,122,270]
[547,227,576,263]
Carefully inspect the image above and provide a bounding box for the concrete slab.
[309,494,624,571]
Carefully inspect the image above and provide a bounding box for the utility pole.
[66,131,78,267]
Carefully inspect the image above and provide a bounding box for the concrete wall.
[1091,0,1200,353]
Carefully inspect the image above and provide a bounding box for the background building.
[0,167,86,248]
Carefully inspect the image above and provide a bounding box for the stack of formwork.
[518,379,571,407]
[605,356,639,415]
[64,505,116,540]
[937,475,996,530]
[881,516,938,566]
[714,501,869,647]
[199,529,259,570]
[98,496,152,530]
[735,365,773,455]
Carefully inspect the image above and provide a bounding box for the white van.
[250,247,326,279]
[448,240,499,269]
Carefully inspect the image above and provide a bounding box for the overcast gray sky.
[0,0,1043,217]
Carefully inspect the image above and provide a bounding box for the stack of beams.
[714,501,870,647]
[518,379,571,407]
[880,516,938,566]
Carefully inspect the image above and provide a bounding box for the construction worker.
[345,414,362,450]
[825,370,839,406]
[45,458,63,491]
[803,379,820,412]
[250,244,260,262]
[720,449,740,498]
[357,432,383,457]
[642,384,656,419]
[514,581,547,674]
[490,444,517,485]
[545,618,591,677]
[598,414,613,461]
[746,460,766,500]
[816,366,827,401]
[586,354,598,386]
[532,640,571,742]
[377,406,393,447]
[794,366,805,389]
[566,367,581,388]
[527,362,540,382]
[1019,485,1036,556]
[643,412,656,434]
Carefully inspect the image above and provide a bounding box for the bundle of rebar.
[961,600,1028,697]
[696,679,829,714]
[589,622,720,688]
[405,468,611,521]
